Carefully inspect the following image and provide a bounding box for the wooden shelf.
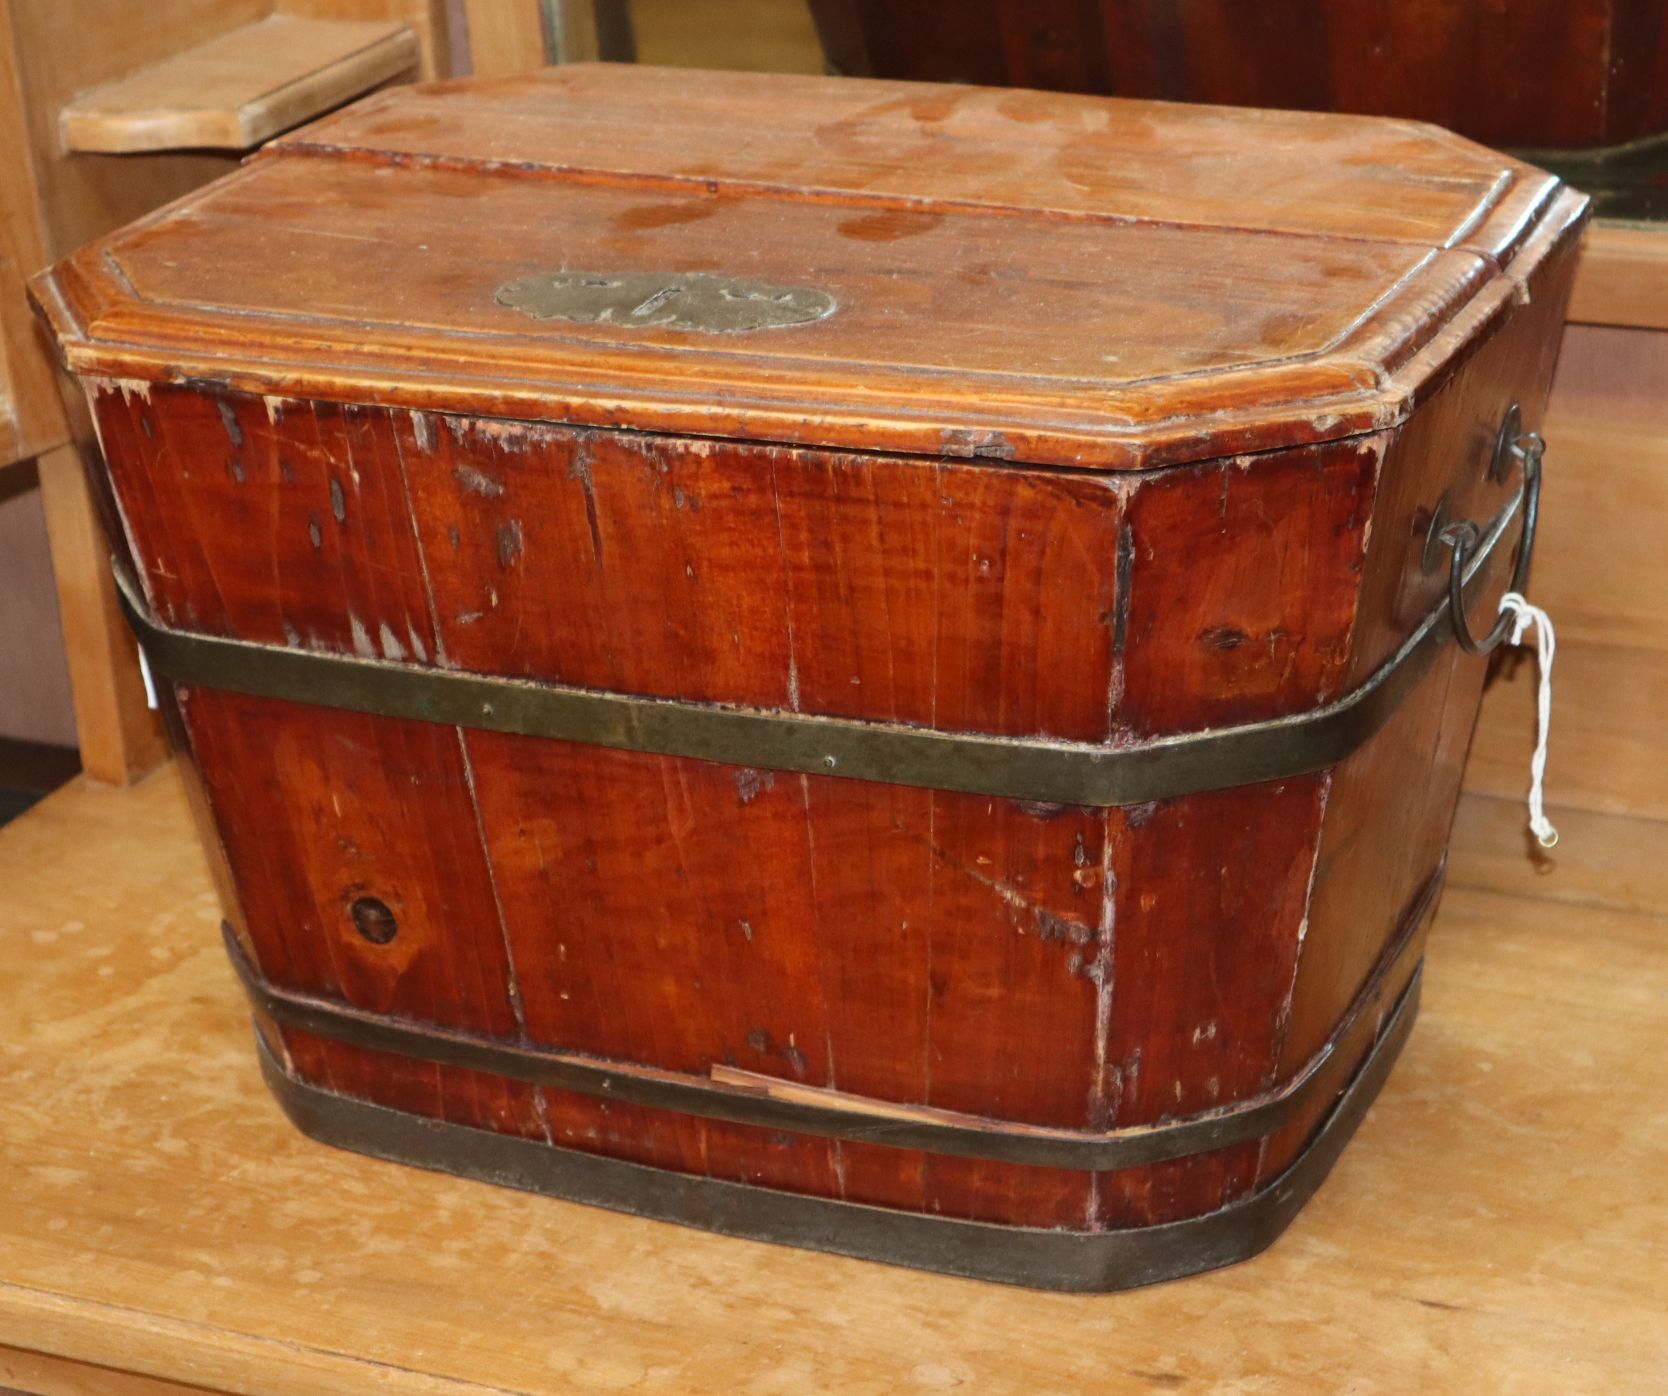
[1568,219,1668,330]
[58,14,418,154]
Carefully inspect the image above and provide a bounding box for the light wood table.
[1,765,1664,1395]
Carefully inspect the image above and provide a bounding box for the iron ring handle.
[1440,430,1543,657]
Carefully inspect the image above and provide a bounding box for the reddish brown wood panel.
[396,415,1124,737]
[1093,777,1325,1226]
[1344,228,1582,687]
[811,0,1644,149]
[1268,653,1472,1120]
[179,691,543,1139]
[1118,441,1380,736]
[395,412,1128,1222]
[85,384,541,1138]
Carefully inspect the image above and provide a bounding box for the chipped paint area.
[940,427,1017,461]
[215,398,243,447]
[891,818,1097,947]
[348,613,376,660]
[454,464,504,498]
[445,415,544,455]
[91,376,155,405]
[496,520,523,568]
[732,768,776,803]
[409,410,438,453]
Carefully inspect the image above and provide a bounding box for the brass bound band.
[110,435,1534,809]
[225,868,1439,1172]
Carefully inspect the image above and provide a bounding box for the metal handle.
[1440,424,1544,656]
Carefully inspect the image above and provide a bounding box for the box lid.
[32,64,1585,470]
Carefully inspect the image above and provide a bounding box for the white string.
[135,643,159,711]
[1497,591,1558,848]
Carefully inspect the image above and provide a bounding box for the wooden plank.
[460,0,546,73]
[0,0,67,468]
[34,444,166,784]
[1545,324,1668,426]
[0,474,77,747]
[2,764,1665,1391]
[1567,220,1668,330]
[281,0,450,79]
[1448,791,1668,919]
[59,15,419,154]
[0,1342,217,1396]
[1456,403,1668,838]
[1465,637,1668,823]
[1530,413,1668,650]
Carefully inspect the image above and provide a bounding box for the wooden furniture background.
[0,0,447,783]
[461,0,635,74]
[1454,223,1668,890]
[58,15,422,155]
[0,761,1663,1393]
[806,0,1668,150]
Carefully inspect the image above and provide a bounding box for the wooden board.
[1567,221,1668,330]
[34,444,169,783]
[0,763,1663,1392]
[1507,414,1668,650]
[1459,407,1668,829]
[34,63,1582,472]
[460,0,548,73]
[59,15,419,154]
[0,0,67,469]
[282,0,450,80]
[1449,790,1668,919]
[807,0,1668,150]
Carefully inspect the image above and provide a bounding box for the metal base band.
[226,869,1439,1171]
[254,964,1420,1293]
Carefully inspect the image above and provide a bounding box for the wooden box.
[32,66,1584,1291]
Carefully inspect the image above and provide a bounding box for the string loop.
[1496,591,1558,849]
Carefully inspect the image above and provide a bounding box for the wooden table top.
[1,763,1664,1395]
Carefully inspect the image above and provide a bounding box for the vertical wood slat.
[0,0,66,468]
[35,444,167,783]
[460,0,549,73]
[86,385,544,1138]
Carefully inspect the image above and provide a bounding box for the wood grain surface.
[1,764,1663,1394]
[34,444,169,783]
[807,0,1668,150]
[69,257,1552,1230]
[34,62,1587,1242]
[59,15,420,154]
[33,64,1583,471]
